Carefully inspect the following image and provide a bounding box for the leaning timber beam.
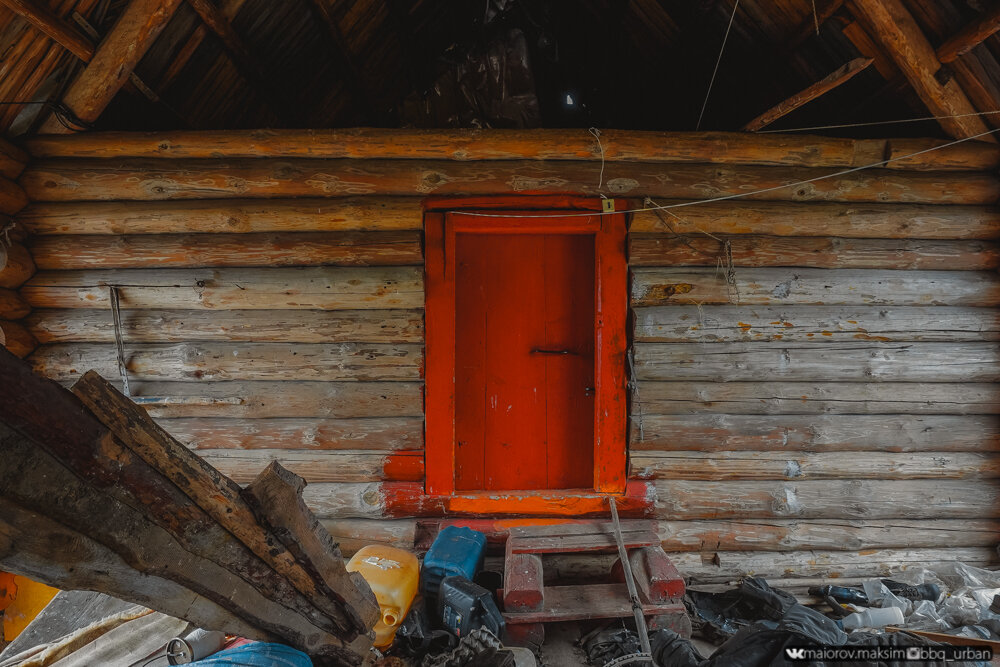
[744,58,873,131]
[849,0,993,140]
[0,0,96,60]
[936,4,1000,64]
[38,0,183,134]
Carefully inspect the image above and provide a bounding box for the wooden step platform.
[501,521,689,649]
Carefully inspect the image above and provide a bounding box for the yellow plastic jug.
[346,545,420,648]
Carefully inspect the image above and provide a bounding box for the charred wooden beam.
[936,4,1000,63]
[38,0,183,134]
[743,58,873,131]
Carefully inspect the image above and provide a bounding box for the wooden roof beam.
[0,0,95,61]
[38,0,183,134]
[304,0,377,122]
[849,0,994,141]
[744,57,874,131]
[936,4,1000,64]
[787,0,845,51]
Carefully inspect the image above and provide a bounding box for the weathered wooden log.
[200,450,424,483]
[0,241,36,288]
[72,371,380,638]
[26,308,423,344]
[936,4,1000,63]
[115,380,423,419]
[628,235,1000,269]
[37,0,182,134]
[0,363,367,661]
[631,267,1000,307]
[633,381,1000,414]
[161,417,422,451]
[0,174,28,214]
[633,305,1000,342]
[656,518,1000,552]
[0,495,266,641]
[0,135,28,180]
[29,231,423,269]
[31,342,423,381]
[652,479,997,519]
[22,129,1000,170]
[0,319,37,357]
[628,414,1000,452]
[0,287,29,319]
[321,519,419,556]
[16,197,425,235]
[20,158,1000,204]
[21,267,424,310]
[631,451,1000,480]
[634,341,1000,382]
[629,201,1000,238]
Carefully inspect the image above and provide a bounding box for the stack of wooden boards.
[0,348,379,666]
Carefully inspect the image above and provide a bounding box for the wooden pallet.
[501,521,689,648]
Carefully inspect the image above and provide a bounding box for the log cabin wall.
[8,129,1000,584]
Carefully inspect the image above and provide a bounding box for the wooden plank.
[320,519,418,556]
[0,174,28,215]
[634,381,1000,414]
[20,158,1000,204]
[0,0,95,60]
[653,479,998,519]
[634,341,1000,382]
[26,309,424,344]
[628,414,1000,452]
[633,305,1000,343]
[655,518,1000,552]
[630,267,1000,307]
[632,451,1000,480]
[17,198,425,235]
[0,242,36,288]
[0,320,37,358]
[198,449,424,483]
[31,342,423,381]
[503,583,678,624]
[628,201,1000,238]
[70,370,377,640]
[21,267,424,310]
[849,0,992,140]
[38,0,182,134]
[936,4,1000,63]
[25,129,1000,171]
[508,521,656,539]
[743,58,874,131]
[0,288,30,319]
[119,381,423,419]
[627,235,1000,269]
[28,231,424,269]
[158,417,422,451]
[508,531,660,554]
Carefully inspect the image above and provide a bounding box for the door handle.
[531,348,573,355]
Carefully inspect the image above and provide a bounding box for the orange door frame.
[424,196,628,499]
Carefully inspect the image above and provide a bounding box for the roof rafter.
[936,4,1000,64]
[303,0,378,122]
[0,0,95,61]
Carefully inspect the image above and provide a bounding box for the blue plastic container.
[421,526,487,601]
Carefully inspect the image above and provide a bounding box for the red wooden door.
[454,232,596,491]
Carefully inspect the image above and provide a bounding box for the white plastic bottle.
[841,606,905,630]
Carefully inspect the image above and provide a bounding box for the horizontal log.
[0,320,37,358]
[628,414,1000,452]
[0,135,29,180]
[633,305,1000,342]
[30,342,423,381]
[633,381,1000,414]
[16,198,425,235]
[629,201,1000,239]
[22,130,1000,170]
[634,341,1000,382]
[0,175,27,215]
[20,159,1000,204]
[321,519,418,556]
[25,309,424,344]
[28,231,424,269]
[159,417,422,451]
[118,381,423,419]
[653,479,997,519]
[631,267,1000,307]
[631,451,1000,480]
[628,235,1000,269]
[656,518,1000,552]
[0,287,29,319]
[21,267,424,310]
[0,242,35,288]
[199,449,423,483]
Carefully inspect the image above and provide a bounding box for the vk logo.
[785,647,807,660]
